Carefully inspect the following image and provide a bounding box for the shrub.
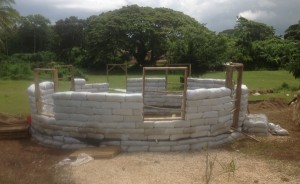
[0,59,32,80]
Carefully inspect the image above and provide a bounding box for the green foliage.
[53,16,87,63]
[286,56,300,79]
[229,17,276,69]
[86,5,222,73]
[252,37,297,70]
[220,16,300,73]
[0,56,32,80]
[284,20,300,79]
[284,20,300,40]
[0,0,19,52]
[6,14,53,53]
[12,51,56,68]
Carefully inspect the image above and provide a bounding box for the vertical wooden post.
[125,64,128,90]
[142,67,146,120]
[106,64,109,83]
[225,63,244,129]
[34,68,41,114]
[53,69,58,92]
[232,64,243,128]
[70,65,75,91]
[225,66,234,90]
[181,67,188,119]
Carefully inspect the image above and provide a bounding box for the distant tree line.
[0,1,300,79]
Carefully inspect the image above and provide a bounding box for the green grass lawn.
[202,70,300,101]
[0,80,33,115]
[0,70,299,115]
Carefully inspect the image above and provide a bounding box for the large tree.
[284,20,300,41]
[53,16,86,63]
[15,14,52,53]
[284,20,300,79]
[86,5,214,68]
[228,16,277,69]
[0,0,19,52]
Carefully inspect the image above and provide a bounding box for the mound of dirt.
[249,98,289,112]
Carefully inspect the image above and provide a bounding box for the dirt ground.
[1,98,300,184]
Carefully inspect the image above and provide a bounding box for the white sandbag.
[170,134,190,141]
[27,84,35,96]
[186,112,203,120]
[127,146,149,152]
[71,92,88,100]
[74,78,86,86]
[63,136,82,144]
[125,93,143,102]
[121,102,143,109]
[208,88,224,98]
[218,115,231,124]
[187,89,210,100]
[171,144,190,151]
[99,102,121,109]
[53,92,73,100]
[190,142,208,150]
[106,93,126,102]
[149,146,171,152]
[202,99,219,106]
[92,108,112,115]
[86,93,106,102]
[268,123,289,135]
[190,131,210,138]
[39,81,54,90]
[70,114,90,122]
[124,114,143,123]
[203,111,218,118]
[55,113,70,120]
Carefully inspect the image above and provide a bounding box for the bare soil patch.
[0,98,300,184]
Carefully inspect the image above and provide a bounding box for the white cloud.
[239,10,275,21]
[53,0,126,11]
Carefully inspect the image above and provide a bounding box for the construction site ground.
[0,98,300,184]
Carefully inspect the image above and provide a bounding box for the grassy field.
[0,70,299,115]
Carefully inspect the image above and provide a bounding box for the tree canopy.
[85,5,221,71]
[1,4,300,78]
[0,0,19,51]
[284,20,300,78]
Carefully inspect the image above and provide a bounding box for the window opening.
[143,67,188,120]
[54,65,75,91]
[106,64,127,92]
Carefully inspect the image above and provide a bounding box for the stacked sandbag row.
[126,78,165,93]
[242,114,269,135]
[30,120,240,151]
[74,78,109,92]
[187,78,225,89]
[27,81,54,114]
[186,87,233,137]
[29,112,241,151]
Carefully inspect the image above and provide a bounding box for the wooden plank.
[69,146,122,159]
[0,132,29,139]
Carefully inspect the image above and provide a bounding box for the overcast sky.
[14,0,300,35]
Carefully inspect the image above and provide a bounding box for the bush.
[0,58,32,80]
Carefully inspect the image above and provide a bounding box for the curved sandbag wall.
[27,78,248,151]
